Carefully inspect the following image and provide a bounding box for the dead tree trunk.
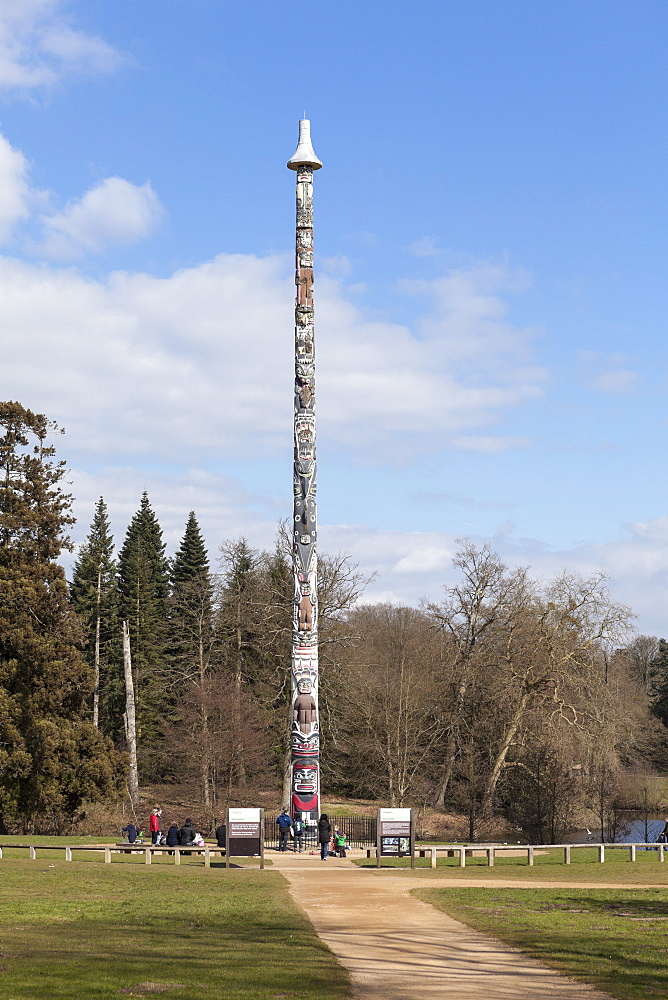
[122,620,140,808]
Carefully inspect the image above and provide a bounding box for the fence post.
[527,846,534,866]
[563,845,571,865]
[145,848,151,865]
[65,847,72,862]
[174,849,180,866]
[104,847,111,864]
[431,847,436,869]
[486,847,495,867]
[204,848,210,868]
[629,844,636,863]
[660,844,665,863]
[29,846,36,860]
[459,847,466,868]
[598,845,605,863]
[0,847,3,859]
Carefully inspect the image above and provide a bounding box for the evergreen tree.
[117,492,170,774]
[169,512,216,812]
[172,511,211,591]
[70,498,120,735]
[169,511,215,684]
[649,638,668,727]
[0,402,121,832]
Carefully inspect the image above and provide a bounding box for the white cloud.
[39,177,164,258]
[576,351,640,395]
[0,133,31,240]
[451,435,531,453]
[589,369,640,394]
[0,252,544,463]
[410,236,440,257]
[66,465,279,576]
[318,263,545,456]
[0,0,123,91]
[322,520,668,637]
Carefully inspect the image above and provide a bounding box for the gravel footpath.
[270,851,616,1000]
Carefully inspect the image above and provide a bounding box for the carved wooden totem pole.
[287,120,322,821]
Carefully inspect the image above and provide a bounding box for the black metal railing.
[264,814,376,849]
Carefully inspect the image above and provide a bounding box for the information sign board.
[226,807,264,864]
[377,807,414,864]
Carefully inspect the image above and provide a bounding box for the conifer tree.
[649,638,668,728]
[70,498,119,733]
[0,402,120,832]
[169,511,216,811]
[172,511,211,591]
[169,510,215,684]
[117,492,170,774]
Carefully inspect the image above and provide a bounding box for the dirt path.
[270,850,618,1000]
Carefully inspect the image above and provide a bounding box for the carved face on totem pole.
[291,755,319,815]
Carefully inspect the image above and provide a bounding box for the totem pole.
[287,120,322,821]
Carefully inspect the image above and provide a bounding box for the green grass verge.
[354,847,668,883]
[415,886,668,1000]
[0,858,350,1000]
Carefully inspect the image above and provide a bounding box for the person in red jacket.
[149,806,162,845]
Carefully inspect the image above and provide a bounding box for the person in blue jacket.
[121,823,138,844]
[276,809,293,851]
[165,822,179,847]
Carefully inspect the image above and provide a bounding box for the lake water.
[569,818,668,844]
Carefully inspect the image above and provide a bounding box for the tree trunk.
[93,566,101,728]
[122,620,140,807]
[433,668,470,808]
[198,634,212,817]
[481,689,530,817]
[282,741,292,812]
[234,611,247,787]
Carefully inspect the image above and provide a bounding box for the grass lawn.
[354,847,668,884]
[415,886,668,1000]
[0,858,351,1000]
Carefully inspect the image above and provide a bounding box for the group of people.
[276,810,347,859]
[121,808,207,848]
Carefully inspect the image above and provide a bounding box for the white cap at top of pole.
[287,119,322,170]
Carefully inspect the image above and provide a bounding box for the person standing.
[293,812,305,853]
[276,809,293,852]
[318,813,331,860]
[149,807,162,845]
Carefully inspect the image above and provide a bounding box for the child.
[334,827,347,858]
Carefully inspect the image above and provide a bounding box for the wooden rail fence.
[366,842,666,868]
[0,844,231,867]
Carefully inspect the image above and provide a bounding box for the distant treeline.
[2,400,668,838]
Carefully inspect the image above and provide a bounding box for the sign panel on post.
[377,808,413,865]
[226,808,264,865]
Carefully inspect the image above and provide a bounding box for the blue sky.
[2,0,668,634]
